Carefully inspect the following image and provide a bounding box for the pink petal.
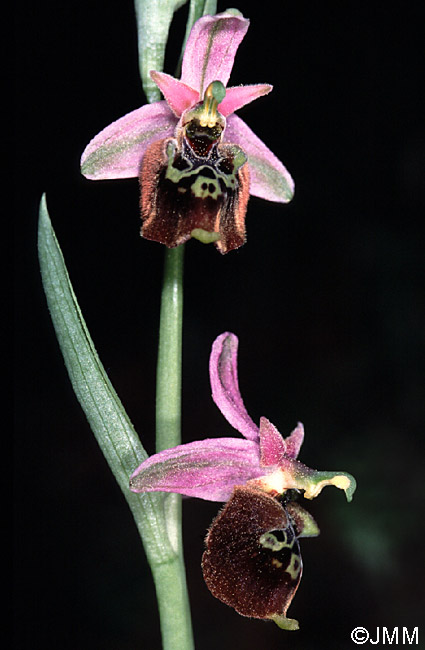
[259,417,286,467]
[181,11,249,97]
[81,101,176,180]
[129,438,263,502]
[218,84,272,117]
[283,422,304,459]
[210,333,259,442]
[224,114,295,202]
[150,71,199,117]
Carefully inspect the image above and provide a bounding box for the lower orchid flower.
[81,10,294,254]
[129,333,356,630]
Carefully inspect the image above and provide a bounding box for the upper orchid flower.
[81,10,294,254]
[130,332,356,630]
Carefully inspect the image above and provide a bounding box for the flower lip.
[202,485,303,628]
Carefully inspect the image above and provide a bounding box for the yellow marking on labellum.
[285,552,301,580]
[191,175,221,200]
[272,558,283,569]
[199,81,226,128]
[304,474,351,500]
[259,531,292,551]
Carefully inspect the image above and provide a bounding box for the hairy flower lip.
[201,485,304,626]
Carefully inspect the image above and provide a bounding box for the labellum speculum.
[202,485,320,630]
[140,81,250,254]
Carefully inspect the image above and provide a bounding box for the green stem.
[133,1,212,645]
[156,245,184,454]
[151,557,194,650]
[153,244,194,650]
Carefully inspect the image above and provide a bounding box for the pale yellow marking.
[191,175,221,200]
[285,552,301,580]
[304,475,351,500]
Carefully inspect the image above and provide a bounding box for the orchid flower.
[81,10,294,254]
[130,332,356,630]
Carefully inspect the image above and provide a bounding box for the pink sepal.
[210,333,259,442]
[80,101,177,180]
[224,114,295,202]
[181,11,249,96]
[129,437,263,502]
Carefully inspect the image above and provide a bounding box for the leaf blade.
[37,194,174,564]
[135,0,189,102]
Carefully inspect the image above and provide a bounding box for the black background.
[15,1,424,648]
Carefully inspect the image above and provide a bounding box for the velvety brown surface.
[202,486,302,618]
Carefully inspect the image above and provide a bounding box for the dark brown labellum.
[139,121,250,254]
[202,485,303,621]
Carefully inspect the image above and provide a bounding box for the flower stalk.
[153,243,194,648]
[137,3,193,646]
[156,246,184,455]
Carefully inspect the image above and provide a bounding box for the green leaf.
[37,194,173,565]
[135,0,189,102]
